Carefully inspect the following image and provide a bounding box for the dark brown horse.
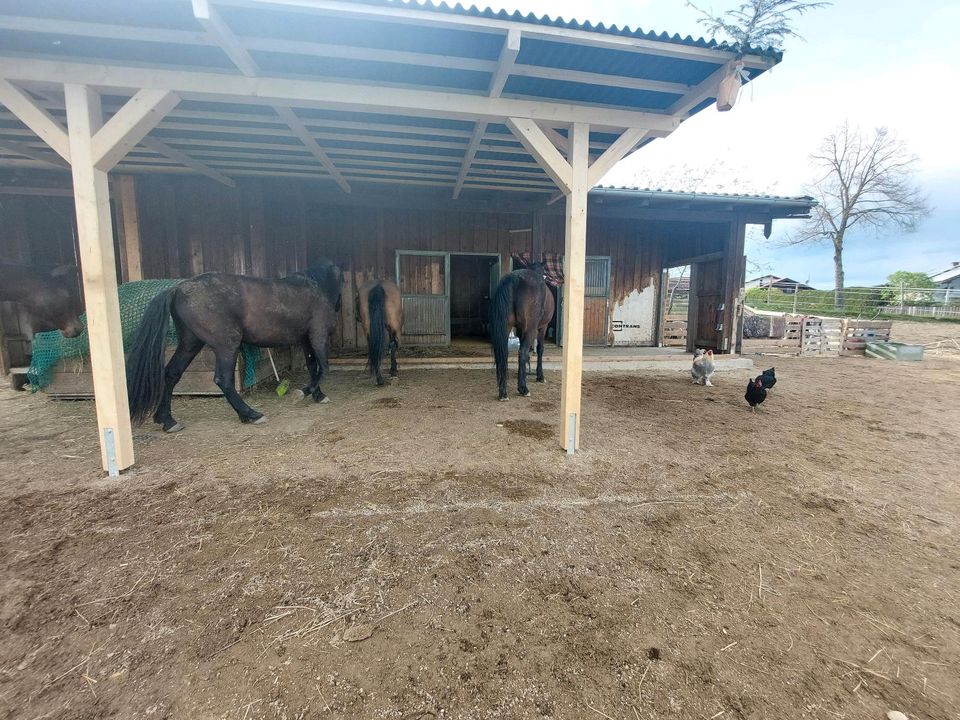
[490,262,555,400]
[0,263,83,337]
[356,278,403,386]
[126,262,342,432]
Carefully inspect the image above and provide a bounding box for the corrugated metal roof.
[0,0,787,196]
[588,187,815,221]
[342,0,782,60]
[594,186,815,205]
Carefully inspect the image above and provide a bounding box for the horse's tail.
[490,273,516,391]
[366,283,386,376]
[126,287,175,426]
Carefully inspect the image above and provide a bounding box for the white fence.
[749,284,960,320]
[877,304,960,319]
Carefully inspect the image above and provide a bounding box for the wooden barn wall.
[0,173,739,360]
[131,176,534,349]
[0,193,80,368]
[540,215,722,303]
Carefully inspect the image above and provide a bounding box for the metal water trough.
[865,342,924,361]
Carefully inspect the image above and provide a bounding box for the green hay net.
[28,279,261,391]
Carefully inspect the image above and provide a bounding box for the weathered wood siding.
[0,175,738,356]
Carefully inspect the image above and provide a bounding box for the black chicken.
[744,377,767,411]
[759,367,776,390]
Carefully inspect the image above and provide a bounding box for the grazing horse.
[490,262,556,400]
[0,263,83,337]
[356,278,403,386]
[126,262,342,432]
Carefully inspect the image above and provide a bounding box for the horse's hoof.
[251,415,267,425]
[165,422,184,434]
[318,396,330,404]
[376,378,385,387]
[536,377,545,383]
[520,391,531,397]
[291,389,305,401]
[498,396,508,402]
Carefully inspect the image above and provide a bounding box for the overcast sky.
[485,0,959,287]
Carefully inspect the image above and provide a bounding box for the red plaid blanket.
[511,252,564,288]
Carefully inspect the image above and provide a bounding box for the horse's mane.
[292,261,342,308]
[299,262,333,285]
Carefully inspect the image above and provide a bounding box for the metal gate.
[584,256,611,346]
[556,256,610,347]
[396,251,449,345]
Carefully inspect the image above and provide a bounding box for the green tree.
[886,271,935,289]
[883,270,936,305]
[687,0,829,53]
[788,123,931,308]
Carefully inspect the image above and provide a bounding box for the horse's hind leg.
[388,329,399,378]
[535,333,546,383]
[517,330,535,397]
[154,332,203,432]
[372,330,385,387]
[212,347,264,424]
[307,326,331,404]
[298,337,320,400]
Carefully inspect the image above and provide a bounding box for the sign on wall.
[611,286,656,346]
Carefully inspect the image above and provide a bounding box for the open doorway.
[660,265,690,348]
[450,253,499,344]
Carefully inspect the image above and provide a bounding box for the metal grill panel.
[401,295,449,336]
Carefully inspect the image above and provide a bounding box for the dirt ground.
[1,325,959,719]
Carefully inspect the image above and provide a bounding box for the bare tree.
[687,0,829,53]
[789,123,931,306]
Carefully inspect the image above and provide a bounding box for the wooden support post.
[64,84,135,474]
[559,122,589,453]
[686,263,700,354]
[720,216,746,353]
[116,175,143,281]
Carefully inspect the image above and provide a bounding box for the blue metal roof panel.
[220,4,505,60]
[339,0,782,60]
[517,39,721,85]
[250,50,491,91]
[503,75,680,110]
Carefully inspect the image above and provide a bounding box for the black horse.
[490,262,556,400]
[126,262,342,432]
[0,263,84,337]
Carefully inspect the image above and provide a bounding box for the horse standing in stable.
[356,278,403,386]
[0,263,84,337]
[490,262,555,400]
[126,261,342,432]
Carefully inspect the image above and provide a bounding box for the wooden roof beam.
[0,137,68,168]
[0,15,707,97]
[0,79,70,161]
[1,57,683,131]
[453,29,520,199]
[139,136,236,187]
[272,105,351,193]
[667,60,738,117]
[506,116,571,195]
[90,89,180,171]
[587,128,649,187]
[192,0,350,192]
[192,0,259,77]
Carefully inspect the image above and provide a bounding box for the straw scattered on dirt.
[1,345,958,719]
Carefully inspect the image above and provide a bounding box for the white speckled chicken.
[691,348,715,386]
